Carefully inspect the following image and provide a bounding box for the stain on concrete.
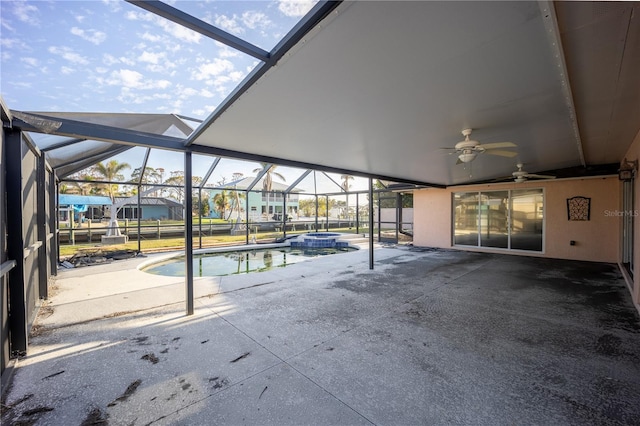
[108,379,142,407]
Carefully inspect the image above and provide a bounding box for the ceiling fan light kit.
[512,163,556,183]
[441,128,518,164]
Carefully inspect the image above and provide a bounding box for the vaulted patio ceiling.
[8,1,640,188]
[188,1,640,186]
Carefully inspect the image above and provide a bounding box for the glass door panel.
[510,189,543,251]
[480,191,509,248]
[454,193,479,246]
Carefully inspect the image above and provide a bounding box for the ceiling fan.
[512,163,555,183]
[441,129,518,164]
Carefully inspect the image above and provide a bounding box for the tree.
[213,190,231,219]
[252,163,285,218]
[92,160,131,200]
[164,171,202,203]
[62,173,95,196]
[341,174,354,218]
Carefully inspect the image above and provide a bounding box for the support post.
[314,195,319,231]
[50,176,58,275]
[37,155,48,299]
[245,189,250,244]
[185,151,194,315]
[369,178,374,270]
[356,193,360,234]
[325,195,329,231]
[137,187,141,253]
[6,129,28,353]
[198,187,202,249]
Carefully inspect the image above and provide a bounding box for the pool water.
[142,246,357,277]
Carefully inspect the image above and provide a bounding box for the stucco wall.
[413,176,620,263]
[623,129,640,307]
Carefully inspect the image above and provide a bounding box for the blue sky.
[1,0,313,116]
[0,0,370,193]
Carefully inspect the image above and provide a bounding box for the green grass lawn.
[58,226,372,258]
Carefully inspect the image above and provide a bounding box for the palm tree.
[92,159,131,200]
[213,190,232,220]
[252,163,285,219]
[341,174,354,219]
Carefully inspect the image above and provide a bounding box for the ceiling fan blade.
[526,174,555,179]
[439,147,457,151]
[478,142,516,150]
[485,149,518,157]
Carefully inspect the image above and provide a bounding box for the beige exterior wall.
[413,176,621,263]
[623,129,640,308]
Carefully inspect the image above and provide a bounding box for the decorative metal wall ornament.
[567,196,591,221]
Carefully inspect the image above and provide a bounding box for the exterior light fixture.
[618,158,637,181]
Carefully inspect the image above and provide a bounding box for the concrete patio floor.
[2,245,640,425]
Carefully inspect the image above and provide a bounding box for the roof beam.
[285,169,312,194]
[41,138,86,152]
[199,157,221,188]
[187,144,444,188]
[54,145,132,178]
[246,165,273,192]
[12,111,186,151]
[127,0,270,61]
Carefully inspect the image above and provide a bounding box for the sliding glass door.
[453,189,544,252]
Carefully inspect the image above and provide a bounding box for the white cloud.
[242,11,271,30]
[192,58,234,81]
[191,106,216,118]
[200,89,215,98]
[74,14,86,23]
[48,46,89,65]
[278,1,316,17]
[102,53,119,66]
[20,57,39,67]
[111,69,144,89]
[95,67,108,74]
[101,0,122,13]
[12,1,40,25]
[71,27,107,45]
[157,19,201,43]
[139,51,165,65]
[105,69,171,90]
[125,10,154,22]
[127,10,200,43]
[119,56,136,66]
[1,17,16,32]
[61,66,75,75]
[215,14,244,35]
[1,38,28,50]
[178,86,198,98]
[141,32,162,43]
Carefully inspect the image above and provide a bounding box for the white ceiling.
[191,1,640,187]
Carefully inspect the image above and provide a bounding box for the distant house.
[206,177,301,221]
[58,194,112,222]
[113,196,183,220]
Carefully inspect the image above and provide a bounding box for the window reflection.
[480,191,509,248]
[510,190,543,251]
[454,192,479,246]
[453,189,543,252]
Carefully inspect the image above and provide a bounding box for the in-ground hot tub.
[290,232,350,249]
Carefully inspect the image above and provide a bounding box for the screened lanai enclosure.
[0,102,419,385]
[53,126,416,254]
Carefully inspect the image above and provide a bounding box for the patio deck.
[2,246,639,425]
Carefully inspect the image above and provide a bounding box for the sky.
[0,0,371,193]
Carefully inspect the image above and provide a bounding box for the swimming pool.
[141,245,358,277]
